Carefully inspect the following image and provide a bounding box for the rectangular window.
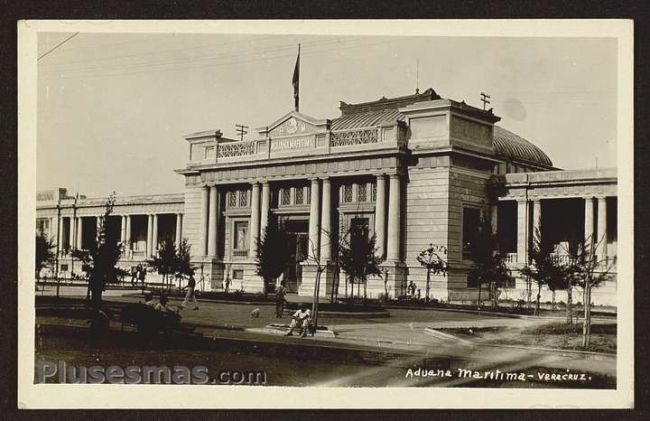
[358,183,367,202]
[343,184,353,203]
[306,186,311,204]
[239,190,249,207]
[462,207,481,258]
[233,221,249,250]
[281,188,291,205]
[295,187,304,204]
[232,269,244,280]
[228,191,237,208]
[371,182,377,202]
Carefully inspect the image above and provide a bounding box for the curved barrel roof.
[493,126,553,168]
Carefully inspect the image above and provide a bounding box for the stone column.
[208,186,218,257]
[308,178,320,260]
[68,217,75,252]
[76,217,83,250]
[125,215,131,251]
[386,174,401,261]
[597,197,607,256]
[375,174,386,258]
[490,204,498,234]
[199,186,209,256]
[152,214,159,256]
[532,199,542,239]
[175,213,182,250]
[320,178,332,261]
[249,183,261,259]
[516,200,529,264]
[584,197,595,244]
[146,214,153,257]
[120,215,126,244]
[260,181,270,235]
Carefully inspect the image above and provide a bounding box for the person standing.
[181,274,199,310]
[138,265,146,288]
[275,281,287,318]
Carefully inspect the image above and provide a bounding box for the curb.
[248,324,337,338]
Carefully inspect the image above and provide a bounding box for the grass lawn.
[441,322,616,354]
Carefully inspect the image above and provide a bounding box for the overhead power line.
[38,32,79,61]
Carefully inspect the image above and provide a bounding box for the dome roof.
[493,126,553,168]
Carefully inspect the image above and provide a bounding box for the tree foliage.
[467,217,512,308]
[338,222,384,300]
[35,230,55,280]
[566,234,616,347]
[416,243,448,301]
[71,193,124,309]
[256,223,291,298]
[521,228,569,315]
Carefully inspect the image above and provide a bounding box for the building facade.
[36,88,617,305]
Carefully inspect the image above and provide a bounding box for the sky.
[37,33,618,197]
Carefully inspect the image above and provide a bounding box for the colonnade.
[53,213,183,258]
[196,173,403,263]
[513,196,609,264]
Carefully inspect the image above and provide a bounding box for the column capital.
[308,177,320,182]
[321,177,331,183]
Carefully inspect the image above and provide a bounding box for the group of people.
[140,273,199,312]
[130,264,147,287]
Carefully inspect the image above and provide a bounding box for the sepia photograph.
[17,20,634,408]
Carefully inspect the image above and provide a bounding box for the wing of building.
[36,88,617,306]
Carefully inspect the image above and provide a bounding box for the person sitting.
[286,305,311,337]
[143,292,157,307]
[154,294,174,313]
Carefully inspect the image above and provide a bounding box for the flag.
[292,44,300,112]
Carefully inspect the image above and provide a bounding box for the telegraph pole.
[55,202,61,298]
[71,193,78,280]
[235,124,248,141]
[480,92,491,110]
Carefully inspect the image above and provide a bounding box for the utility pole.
[480,92,491,110]
[55,202,61,298]
[235,124,248,142]
[71,193,78,280]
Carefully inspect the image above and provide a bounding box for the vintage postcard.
[18,19,634,409]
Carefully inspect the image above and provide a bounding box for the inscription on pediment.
[269,117,317,137]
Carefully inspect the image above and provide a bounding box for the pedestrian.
[181,274,199,310]
[286,305,311,337]
[138,265,146,288]
[130,266,138,286]
[275,281,287,318]
[408,280,417,297]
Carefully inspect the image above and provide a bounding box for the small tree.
[175,238,194,284]
[71,194,124,310]
[567,234,615,348]
[416,244,448,302]
[338,222,384,302]
[467,217,512,309]
[256,223,291,298]
[35,230,55,281]
[521,228,568,316]
[148,238,177,291]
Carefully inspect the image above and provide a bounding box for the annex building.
[36,88,618,306]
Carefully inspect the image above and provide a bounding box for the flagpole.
[292,43,301,112]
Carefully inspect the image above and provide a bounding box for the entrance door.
[282,220,309,293]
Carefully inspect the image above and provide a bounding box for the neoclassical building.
[36,88,618,305]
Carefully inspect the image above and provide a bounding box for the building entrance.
[282,219,309,293]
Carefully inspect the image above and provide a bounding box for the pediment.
[258,111,330,137]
